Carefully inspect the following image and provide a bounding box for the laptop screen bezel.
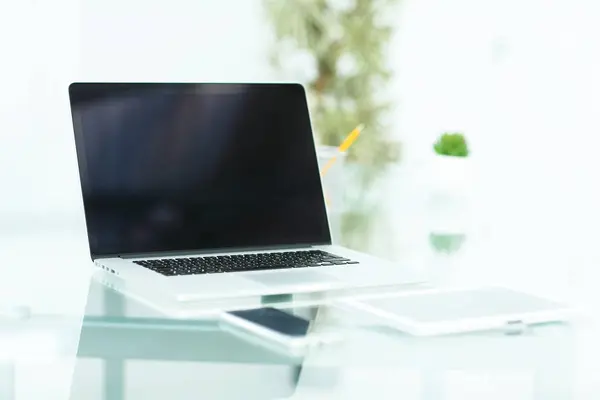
[68,82,333,260]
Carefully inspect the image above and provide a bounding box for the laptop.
[68,82,419,301]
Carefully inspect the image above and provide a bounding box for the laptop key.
[249,264,291,271]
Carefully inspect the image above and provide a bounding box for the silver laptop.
[69,82,418,301]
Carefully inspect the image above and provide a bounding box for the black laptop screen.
[69,83,331,258]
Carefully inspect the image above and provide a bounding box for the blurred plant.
[340,209,372,252]
[433,132,469,157]
[263,0,401,167]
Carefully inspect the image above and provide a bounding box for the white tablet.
[340,287,575,336]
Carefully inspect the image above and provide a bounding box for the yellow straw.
[320,124,364,177]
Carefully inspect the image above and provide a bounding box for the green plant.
[433,132,469,157]
[263,0,401,166]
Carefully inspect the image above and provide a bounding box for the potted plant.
[432,132,470,194]
[428,132,471,236]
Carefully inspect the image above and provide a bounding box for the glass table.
[62,275,587,400]
[2,162,600,399]
[0,272,590,400]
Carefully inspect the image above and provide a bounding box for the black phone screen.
[228,307,311,337]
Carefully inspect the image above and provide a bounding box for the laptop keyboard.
[133,250,358,277]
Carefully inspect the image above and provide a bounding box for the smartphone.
[220,306,339,356]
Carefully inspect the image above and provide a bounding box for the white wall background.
[1,0,274,232]
[0,0,80,230]
[2,0,600,240]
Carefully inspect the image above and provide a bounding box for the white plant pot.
[431,155,471,194]
[429,155,472,234]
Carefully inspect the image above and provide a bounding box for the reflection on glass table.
[0,304,87,400]
[70,280,340,400]
[64,277,585,400]
[332,160,472,284]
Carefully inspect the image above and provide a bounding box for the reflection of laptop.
[69,82,418,301]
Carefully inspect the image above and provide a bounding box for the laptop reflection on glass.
[68,82,418,301]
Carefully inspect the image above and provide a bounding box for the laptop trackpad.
[244,270,339,289]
